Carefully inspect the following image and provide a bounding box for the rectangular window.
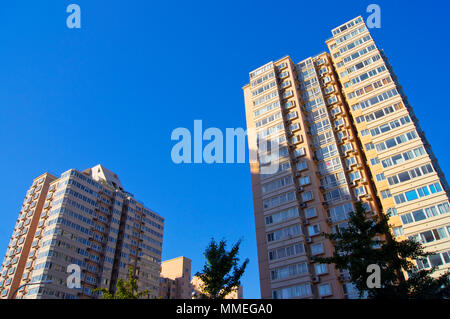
[305,207,317,218]
[315,264,328,275]
[311,243,324,255]
[302,191,313,202]
[393,227,404,236]
[429,254,443,267]
[401,213,414,225]
[405,190,418,201]
[394,194,406,204]
[308,224,321,236]
[318,284,332,297]
[412,210,427,222]
[381,190,391,199]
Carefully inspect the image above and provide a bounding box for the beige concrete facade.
[243,16,450,299]
[191,276,243,299]
[159,256,192,299]
[0,164,164,299]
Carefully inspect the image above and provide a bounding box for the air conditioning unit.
[302,218,309,225]
[312,276,320,283]
[300,202,307,208]
[298,186,304,192]
[295,171,302,177]
[305,237,312,243]
[326,217,333,224]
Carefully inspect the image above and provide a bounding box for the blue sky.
[0,0,449,299]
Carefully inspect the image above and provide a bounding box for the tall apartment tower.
[0,164,164,299]
[243,16,450,299]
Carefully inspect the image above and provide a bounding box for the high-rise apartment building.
[0,164,164,299]
[243,16,450,299]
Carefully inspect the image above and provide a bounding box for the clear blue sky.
[0,0,449,299]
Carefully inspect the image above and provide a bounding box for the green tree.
[93,266,151,299]
[195,238,249,299]
[312,201,450,299]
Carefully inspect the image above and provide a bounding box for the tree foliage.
[312,201,450,299]
[195,238,249,299]
[93,266,151,299]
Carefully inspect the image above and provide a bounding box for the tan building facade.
[191,275,243,299]
[159,256,192,299]
[0,164,164,299]
[243,16,450,299]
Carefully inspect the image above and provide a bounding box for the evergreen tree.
[195,238,249,299]
[93,266,151,299]
[312,201,450,298]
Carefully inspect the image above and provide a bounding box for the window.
[311,243,324,255]
[405,190,418,201]
[265,207,299,225]
[315,264,328,275]
[442,251,450,264]
[346,157,357,168]
[393,227,404,236]
[269,244,305,261]
[294,148,306,157]
[305,207,317,219]
[272,284,311,299]
[297,161,308,171]
[429,254,443,267]
[433,227,448,240]
[299,176,311,186]
[328,203,353,222]
[302,191,313,202]
[365,143,374,151]
[318,284,332,297]
[438,202,450,214]
[429,182,443,194]
[381,190,391,199]
[271,263,308,281]
[263,192,296,210]
[308,224,320,236]
[262,176,293,194]
[354,186,366,197]
[412,210,427,222]
[417,186,430,197]
[424,207,439,218]
[420,231,435,243]
[267,224,301,242]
